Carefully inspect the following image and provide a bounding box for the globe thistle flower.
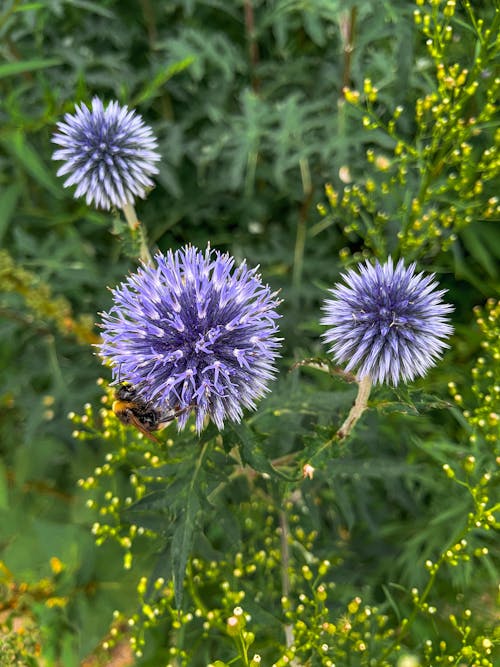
[52,97,160,210]
[99,246,282,432]
[321,257,453,385]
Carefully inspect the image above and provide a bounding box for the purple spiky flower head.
[99,246,282,432]
[321,257,453,385]
[52,97,160,210]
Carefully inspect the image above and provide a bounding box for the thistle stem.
[121,202,153,264]
[336,374,372,440]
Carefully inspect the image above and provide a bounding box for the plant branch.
[339,7,357,96]
[121,203,153,264]
[336,374,372,440]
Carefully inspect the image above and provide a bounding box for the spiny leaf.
[229,421,298,482]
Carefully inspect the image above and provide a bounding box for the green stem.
[292,158,313,292]
[121,202,152,264]
[236,633,250,667]
[306,375,372,471]
[279,508,294,649]
[339,7,357,94]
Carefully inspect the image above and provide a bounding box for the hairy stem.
[336,374,372,440]
[121,203,153,264]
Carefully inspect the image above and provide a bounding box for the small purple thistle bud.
[321,257,453,385]
[52,97,160,210]
[98,246,282,432]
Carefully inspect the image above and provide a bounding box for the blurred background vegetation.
[0,0,498,665]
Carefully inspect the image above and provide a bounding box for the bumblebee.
[112,383,188,443]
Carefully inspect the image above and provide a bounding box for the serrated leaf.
[230,422,298,482]
[121,511,173,534]
[136,462,183,478]
[125,489,170,513]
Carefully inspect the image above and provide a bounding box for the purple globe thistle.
[321,257,453,385]
[52,97,160,210]
[99,246,282,432]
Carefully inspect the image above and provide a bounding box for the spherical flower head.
[321,257,453,385]
[99,246,282,432]
[52,97,161,210]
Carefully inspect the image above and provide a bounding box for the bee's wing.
[127,413,162,444]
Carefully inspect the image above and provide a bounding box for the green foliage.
[0,0,499,665]
[317,0,500,269]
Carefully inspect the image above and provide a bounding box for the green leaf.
[171,489,200,609]
[0,59,61,79]
[171,440,210,608]
[0,184,21,243]
[375,388,452,416]
[0,461,8,509]
[132,57,195,106]
[461,226,499,278]
[381,584,402,622]
[126,489,171,513]
[2,130,61,196]
[331,478,355,531]
[230,421,298,482]
[67,0,115,18]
